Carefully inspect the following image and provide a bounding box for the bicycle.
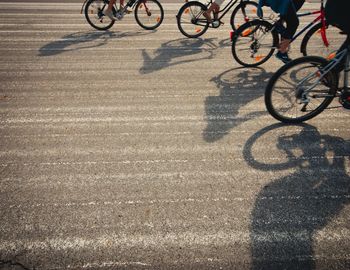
[231,0,345,67]
[264,33,350,123]
[82,0,164,31]
[176,0,260,38]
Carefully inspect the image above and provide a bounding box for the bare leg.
[104,0,118,20]
[279,38,291,53]
[203,3,219,22]
[107,0,116,11]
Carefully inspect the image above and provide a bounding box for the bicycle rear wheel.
[135,0,164,30]
[301,23,347,59]
[265,56,338,123]
[231,19,278,67]
[176,1,209,38]
[85,0,115,31]
[230,1,259,31]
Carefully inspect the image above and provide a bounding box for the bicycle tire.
[301,22,347,59]
[231,19,279,67]
[265,56,338,123]
[230,1,259,31]
[176,1,209,38]
[134,0,164,30]
[85,0,115,31]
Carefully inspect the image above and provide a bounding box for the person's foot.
[103,9,118,20]
[212,20,220,27]
[275,51,292,64]
[120,5,132,14]
[278,38,291,53]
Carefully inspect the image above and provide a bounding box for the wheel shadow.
[38,30,155,56]
[139,37,219,74]
[203,67,274,142]
[243,123,350,269]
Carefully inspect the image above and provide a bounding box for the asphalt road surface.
[1,1,350,269]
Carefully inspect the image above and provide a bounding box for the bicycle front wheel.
[230,1,259,31]
[176,1,209,38]
[135,0,164,30]
[232,19,278,67]
[301,22,347,59]
[265,56,338,123]
[85,0,115,31]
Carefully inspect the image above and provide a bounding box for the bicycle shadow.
[243,123,350,269]
[38,30,155,56]
[139,37,219,74]
[203,67,273,142]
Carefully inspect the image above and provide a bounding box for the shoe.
[275,51,292,64]
[115,10,124,20]
[212,20,220,27]
[120,5,132,14]
[103,9,118,20]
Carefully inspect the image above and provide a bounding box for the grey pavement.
[0,1,350,269]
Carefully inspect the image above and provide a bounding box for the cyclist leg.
[276,2,301,63]
[104,0,118,20]
[203,0,222,26]
[107,0,117,11]
[293,0,305,12]
[334,35,350,73]
[280,5,299,51]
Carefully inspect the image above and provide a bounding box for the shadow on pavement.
[139,37,218,74]
[203,67,273,142]
[243,123,350,269]
[38,30,155,56]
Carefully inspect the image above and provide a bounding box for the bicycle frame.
[290,3,327,45]
[297,46,350,98]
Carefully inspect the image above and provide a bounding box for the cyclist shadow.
[38,30,154,56]
[243,123,350,269]
[139,38,218,74]
[203,67,273,142]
